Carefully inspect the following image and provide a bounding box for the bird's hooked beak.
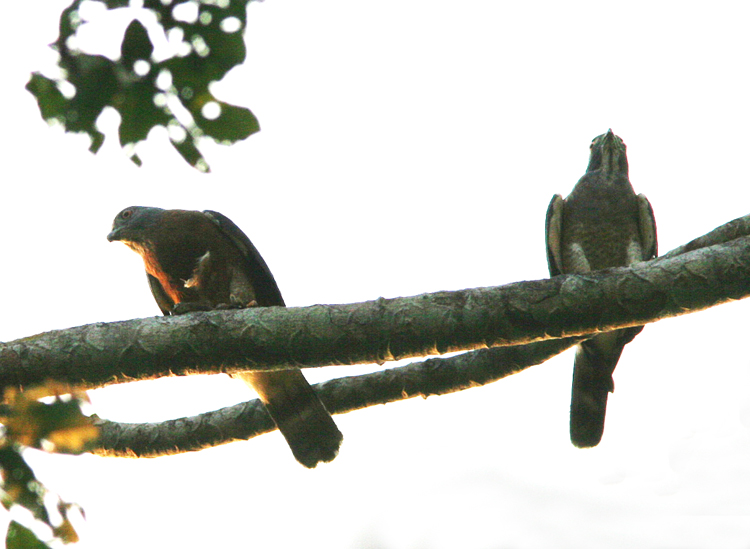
[586,129,628,175]
[599,128,626,157]
[107,228,121,242]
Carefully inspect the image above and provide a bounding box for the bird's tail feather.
[569,327,641,448]
[236,369,343,468]
[570,342,612,448]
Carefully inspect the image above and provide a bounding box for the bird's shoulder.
[201,210,285,307]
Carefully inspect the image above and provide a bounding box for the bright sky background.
[4,1,750,547]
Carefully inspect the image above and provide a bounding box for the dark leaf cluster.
[26,0,259,171]
[0,384,98,548]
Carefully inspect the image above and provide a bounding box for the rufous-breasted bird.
[107,206,343,467]
[545,130,657,448]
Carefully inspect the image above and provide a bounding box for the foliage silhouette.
[26,0,259,171]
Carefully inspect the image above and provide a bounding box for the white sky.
[3,1,750,547]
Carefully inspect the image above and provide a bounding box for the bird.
[545,129,657,448]
[107,206,343,467]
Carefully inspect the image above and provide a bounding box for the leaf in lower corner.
[52,517,80,544]
[3,388,99,454]
[0,446,50,525]
[6,521,49,549]
[47,423,100,454]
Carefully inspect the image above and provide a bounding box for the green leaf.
[2,386,99,454]
[196,102,259,143]
[58,53,118,133]
[6,521,49,549]
[27,50,115,152]
[25,74,67,121]
[0,446,49,525]
[164,54,260,143]
[171,130,210,173]
[189,4,247,74]
[164,52,225,97]
[117,79,170,146]
[28,0,258,170]
[121,19,154,68]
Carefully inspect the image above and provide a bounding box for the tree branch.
[3,215,750,457]
[94,337,583,457]
[2,225,749,392]
[659,213,750,260]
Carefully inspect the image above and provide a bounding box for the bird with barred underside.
[545,130,657,448]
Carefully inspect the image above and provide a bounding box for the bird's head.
[107,206,165,245]
[586,129,628,175]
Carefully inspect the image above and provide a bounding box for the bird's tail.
[236,369,343,468]
[569,327,642,448]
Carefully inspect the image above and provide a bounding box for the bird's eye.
[121,209,133,220]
